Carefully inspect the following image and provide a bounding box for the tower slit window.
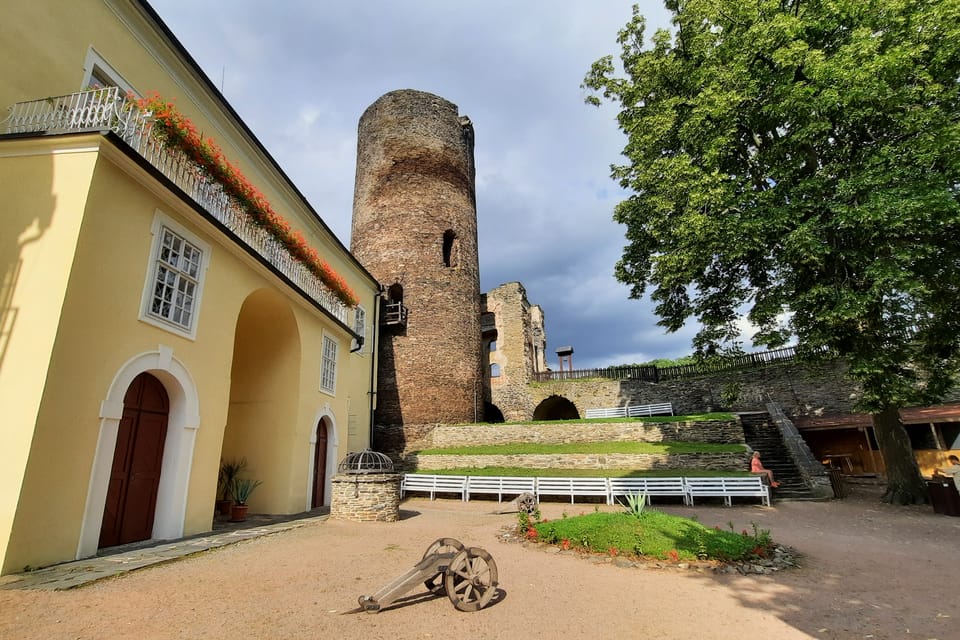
[442,229,459,267]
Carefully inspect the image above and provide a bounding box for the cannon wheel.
[516,492,537,514]
[421,538,465,594]
[444,547,498,612]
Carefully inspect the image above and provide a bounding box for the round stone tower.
[351,90,483,426]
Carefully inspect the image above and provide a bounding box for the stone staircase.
[738,411,816,500]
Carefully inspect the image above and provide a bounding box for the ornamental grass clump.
[623,492,647,518]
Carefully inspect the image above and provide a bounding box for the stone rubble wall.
[526,360,861,421]
[375,419,747,472]
[407,452,748,472]
[428,419,744,448]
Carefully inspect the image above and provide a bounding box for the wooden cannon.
[358,538,498,613]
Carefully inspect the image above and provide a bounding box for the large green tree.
[584,0,960,503]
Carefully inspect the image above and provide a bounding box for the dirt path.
[1,481,957,640]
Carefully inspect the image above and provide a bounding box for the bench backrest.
[585,402,674,419]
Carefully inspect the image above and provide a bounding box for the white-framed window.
[320,335,339,394]
[139,212,210,340]
[353,306,366,352]
[81,47,136,95]
[490,363,501,378]
[489,340,497,352]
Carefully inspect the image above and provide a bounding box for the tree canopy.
[584,0,960,502]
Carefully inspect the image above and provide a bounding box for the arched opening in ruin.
[484,402,505,424]
[533,395,580,421]
[387,283,403,304]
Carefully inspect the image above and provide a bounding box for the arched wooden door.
[311,419,329,509]
[99,373,169,548]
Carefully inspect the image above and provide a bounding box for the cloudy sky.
[147,0,720,369]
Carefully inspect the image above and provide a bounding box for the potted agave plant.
[229,477,263,522]
[216,458,247,516]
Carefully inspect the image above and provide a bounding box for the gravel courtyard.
[1,481,957,640]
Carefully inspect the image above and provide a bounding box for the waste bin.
[927,480,960,517]
[828,468,846,499]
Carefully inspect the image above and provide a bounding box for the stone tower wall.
[350,90,482,425]
[483,282,540,421]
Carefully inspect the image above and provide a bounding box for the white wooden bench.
[684,476,770,506]
[465,476,536,502]
[607,477,689,505]
[585,402,674,419]
[400,474,467,501]
[535,477,610,504]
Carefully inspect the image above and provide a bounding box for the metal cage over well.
[337,449,395,475]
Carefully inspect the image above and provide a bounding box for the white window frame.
[81,47,137,96]
[320,334,339,395]
[139,211,211,340]
[353,305,366,353]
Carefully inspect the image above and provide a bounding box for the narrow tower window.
[442,230,459,267]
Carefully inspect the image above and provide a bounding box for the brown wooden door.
[311,421,328,509]
[99,373,169,548]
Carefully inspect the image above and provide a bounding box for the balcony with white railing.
[4,87,351,325]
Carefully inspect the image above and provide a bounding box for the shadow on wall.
[1,153,56,370]
[533,395,580,421]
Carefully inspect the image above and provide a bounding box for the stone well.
[330,450,401,522]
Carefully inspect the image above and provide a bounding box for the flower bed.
[135,92,357,306]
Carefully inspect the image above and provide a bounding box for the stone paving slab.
[0,514,328,591]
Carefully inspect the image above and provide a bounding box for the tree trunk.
[871,406,929,504]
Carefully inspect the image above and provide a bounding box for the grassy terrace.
[446,412,734,426]
[416,441,744,456]
[412,413,746,477]
[416,467,753,478]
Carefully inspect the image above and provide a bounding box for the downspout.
[367,288,381,446]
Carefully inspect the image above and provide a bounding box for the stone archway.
[484,401,505,423]
[533,395,580,421]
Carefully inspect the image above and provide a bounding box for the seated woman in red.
[751,451,779,487]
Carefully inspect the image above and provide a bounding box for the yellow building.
[0,0,380,574]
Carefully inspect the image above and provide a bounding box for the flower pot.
[216,499,233,516]
[229,504,249,522]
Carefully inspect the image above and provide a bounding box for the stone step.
[739,411,817,499]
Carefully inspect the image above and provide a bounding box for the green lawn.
[527,509,772,561]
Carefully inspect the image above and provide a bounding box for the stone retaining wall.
[374,418,745,467]
[379,420,750,473]
[526,360,860,420]
[429,419,744,448]
[408,452,749,472]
